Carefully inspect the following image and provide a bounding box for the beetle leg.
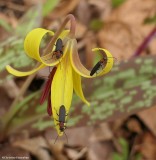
[54,123,59,127]
[54,118,59,122]
[54,107,59,116]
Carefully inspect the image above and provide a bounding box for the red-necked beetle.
[54,105,68,144]
[90,58,106,76]
[90,50,116,76]
[52,38,64,59]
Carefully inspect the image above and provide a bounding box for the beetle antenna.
[64,131,68,144]
[54,135,59,144]
[103,57,118,64]
[107,57,117,61]
[104,57,117,60]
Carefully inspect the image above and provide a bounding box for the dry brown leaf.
[45,139,68,160]
[65,148,78,160]
[73,147,88,160]
[44,128,69,144]
[0,12,18,28]
[9,131,29,144]
[0,87,12,116]
[138,106,156,136]
[85,31,96,69]
[109,0,156,26]
[0,13,11,24]
[89,0,112,19]
[75,21,87,39]
[89,123,113,142]
[48,0,79,19]
[149,38,156,55]
[110,117,126,132]
[12,136,51,160]
[88,141,113,160]
[126,118,142,134]
[137,132,156,160]
[76,0,91,25]
[66,148,88,160]
[0,145,29,159]
[65,126,92,146]
[98,21,143,59]
[2,80,20,99]
[97,0,156,58]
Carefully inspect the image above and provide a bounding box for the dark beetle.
[57,105,67,132]
[90,49,116,76]
[52,38,64,59]
[90,49,108,76]
[54,105,68,144]
[90,58,107,76]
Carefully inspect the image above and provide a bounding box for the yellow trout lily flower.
[6,16,114,136]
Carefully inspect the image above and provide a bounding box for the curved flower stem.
[52,14,76,39]
[1,14,76,137]
[45,14,76,54]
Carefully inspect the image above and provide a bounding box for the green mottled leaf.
[2,55,156,135]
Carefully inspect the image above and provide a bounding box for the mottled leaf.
[3,55,156,136]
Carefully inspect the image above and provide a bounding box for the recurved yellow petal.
[73,70,90,106]
[70,39,113,78]
[51,53,73,136]
[24,28,70,67]
[70,39,91,78]
[24,28,54,61]
[6,63,46,77]
[92,48,114,76]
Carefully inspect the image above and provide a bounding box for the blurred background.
[0,0,156,160]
